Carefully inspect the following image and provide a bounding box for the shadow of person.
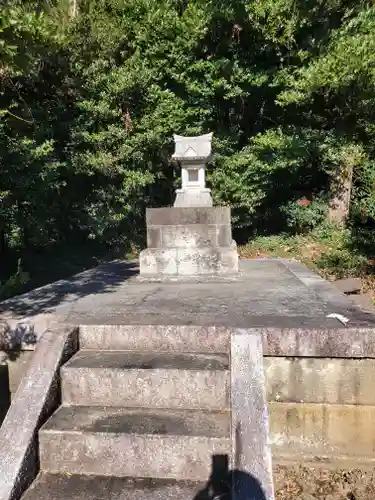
[233,469,267,500]
[193,454,231,500]
[193,455,267,500]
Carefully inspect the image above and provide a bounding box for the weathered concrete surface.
[0,352,33,423]
[1,259,375,339]
[139,243,239,276]
[0,325,78,500]
[8,325,375,405]
[174,188,213,207]
[2,258,375,402]
[265,357,375,405]
[231,330,274,500]
[64,350,229,370]
[39,409,231,480]
[262,326,375,358]
[333,277,362,294]
[61,350,229,409]
[21,473,205,500]
[6,258,375,497]
[146,207,231,225]
[82,324,375,359]
[140,207,238,276]
[2,259,375,403]
[146,208,233,249]
[7,351,33,398]
[269,402,375,463]
[79,324,231,352]
[147,224,233,248]
[41,406,230,438]
[351,292,375,312]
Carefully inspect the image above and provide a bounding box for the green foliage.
[241,223,368,279]
[351,158,375,221]
[281,198,327,233]
[1,0,375,296]
[212,127,330,231]
[316,246,368,279]
[0,259,29,300]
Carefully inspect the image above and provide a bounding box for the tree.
[1,0,375,296]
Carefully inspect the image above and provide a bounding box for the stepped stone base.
[139,207,239,276]
[140,243,238,276]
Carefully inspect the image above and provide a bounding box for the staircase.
[21,325,232,500]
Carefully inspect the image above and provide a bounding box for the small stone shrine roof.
[172,133,213,161]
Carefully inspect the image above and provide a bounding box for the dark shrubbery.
[1,0,375,295]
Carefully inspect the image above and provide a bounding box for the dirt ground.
[274,465,375,499]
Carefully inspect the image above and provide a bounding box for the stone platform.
[1,258,375,346]
[9,256,373,421]
[3,259,375,500]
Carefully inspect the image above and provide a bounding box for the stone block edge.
[238,326,375,359]
[0,323,79,500]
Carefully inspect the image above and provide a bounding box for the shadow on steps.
[20,454,268,500]
[194,454,267,500]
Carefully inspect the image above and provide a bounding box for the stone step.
[61,350,229,410]
[39,406,231,481]
[21,473,206,500]
[79,324,230,353]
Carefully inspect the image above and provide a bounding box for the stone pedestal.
[139,207,239,277]
[174,188,212,208]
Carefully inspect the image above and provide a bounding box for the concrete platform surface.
[41,406,230,437]
[21,473,205,500]
[2,259,375,346]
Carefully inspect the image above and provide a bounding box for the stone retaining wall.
[262,327,375,464]
[266,357,375,463]
[3,326,375,465]
[0,325,78,500]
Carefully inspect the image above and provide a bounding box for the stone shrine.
[172,132,213,207]
[139,133,239,276]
